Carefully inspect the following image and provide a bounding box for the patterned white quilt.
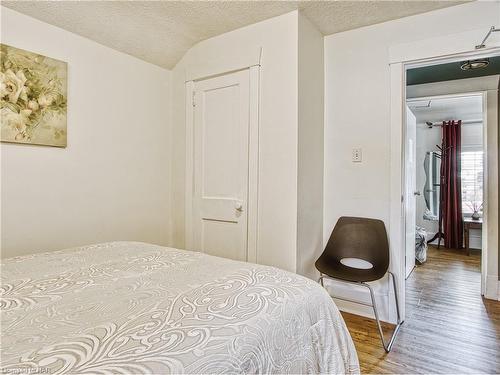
[1,242,359,374]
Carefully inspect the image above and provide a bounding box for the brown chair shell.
[315,216,389,282]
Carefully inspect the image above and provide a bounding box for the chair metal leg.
[318,274,324,287]
[318,272,403,353]
[361,272,403,353]
[388,271,402,325]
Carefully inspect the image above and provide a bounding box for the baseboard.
[485,275,499,300]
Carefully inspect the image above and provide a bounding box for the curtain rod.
[425,119,482,128]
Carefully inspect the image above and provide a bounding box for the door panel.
[192,70,250,261]
[202,219,243,260]
[405,106,417,278]
[202,84,241,198]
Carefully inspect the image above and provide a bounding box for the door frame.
[184,65,261,263]
[390,33,500,320]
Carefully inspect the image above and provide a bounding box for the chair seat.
[315,257,387,283]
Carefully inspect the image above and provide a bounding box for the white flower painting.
[1,44,67,147]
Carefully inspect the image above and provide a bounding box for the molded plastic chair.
[316,216,403,352]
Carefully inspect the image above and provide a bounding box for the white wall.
[1,7,172,258]
[171,11,299,272]
[297,13,324,279]
[324,1,500,320]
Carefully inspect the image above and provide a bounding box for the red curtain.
[441,120,463,249]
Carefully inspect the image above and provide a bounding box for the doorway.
[405,91,487,294]
[389,41,500,322]
[402,55,500,306]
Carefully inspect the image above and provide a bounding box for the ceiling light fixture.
[460,58,490,71]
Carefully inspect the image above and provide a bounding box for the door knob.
[414,191,421,196]
[235,201,244,212]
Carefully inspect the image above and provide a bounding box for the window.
[461,151,483,215]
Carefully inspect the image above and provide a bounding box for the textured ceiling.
[2,1,467,69]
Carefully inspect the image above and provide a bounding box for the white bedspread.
[1,242,359,374]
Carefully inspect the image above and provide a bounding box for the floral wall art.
[1,44,67,147]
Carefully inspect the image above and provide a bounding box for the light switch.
[352,148,362,162]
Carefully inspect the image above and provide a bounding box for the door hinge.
[192,91,196,107]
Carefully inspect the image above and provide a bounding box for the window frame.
[461,147,484,217]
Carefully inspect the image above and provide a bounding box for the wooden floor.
[342,246,500,374]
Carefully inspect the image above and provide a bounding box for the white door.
[405,106,417,278]
[191,69,250,261]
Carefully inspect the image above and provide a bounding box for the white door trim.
[246,65,260,263]
[185,47,262,82]
[480,91,489,298]
[389,62,406,322]
[390,29,500,321]
[185,80,195,251]
[185,66,260,263]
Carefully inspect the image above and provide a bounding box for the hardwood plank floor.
[342,246,500,374]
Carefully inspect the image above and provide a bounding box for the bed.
[1,242,359,374]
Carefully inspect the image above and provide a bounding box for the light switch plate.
[352,148,362,162]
